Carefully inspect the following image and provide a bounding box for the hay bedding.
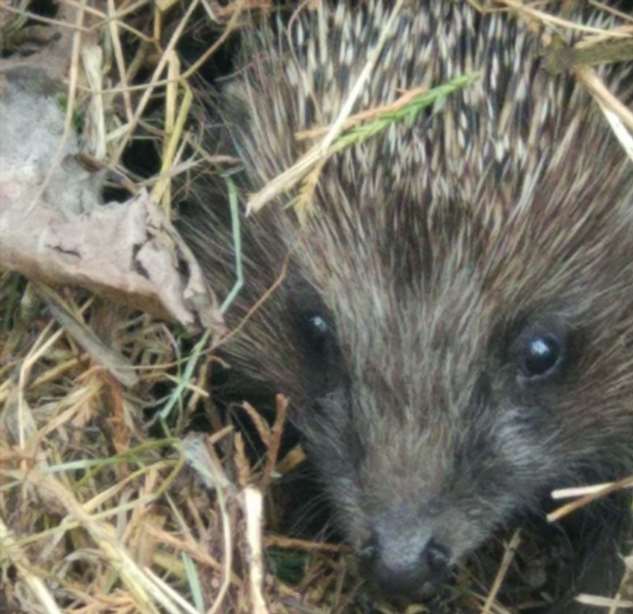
[0,1,632,612]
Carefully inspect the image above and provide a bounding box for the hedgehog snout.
[359,510,452,598]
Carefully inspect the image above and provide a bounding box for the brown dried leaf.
[0,65,223,333]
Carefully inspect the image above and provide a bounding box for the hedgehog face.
[287,250,625,600]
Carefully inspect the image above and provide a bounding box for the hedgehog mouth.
[365,571,453,605]
[358,544,456,603]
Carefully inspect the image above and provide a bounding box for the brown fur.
[186,2,633,609]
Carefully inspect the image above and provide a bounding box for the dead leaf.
[0,66,224,333]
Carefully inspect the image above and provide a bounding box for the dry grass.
[1,1,633,613]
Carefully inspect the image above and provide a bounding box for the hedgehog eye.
[520,333,562,379]
[305,313,330,343]
[302,313,331,350]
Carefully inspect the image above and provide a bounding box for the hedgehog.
[185,2,633,610]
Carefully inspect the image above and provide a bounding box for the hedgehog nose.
[361,530,451,598]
